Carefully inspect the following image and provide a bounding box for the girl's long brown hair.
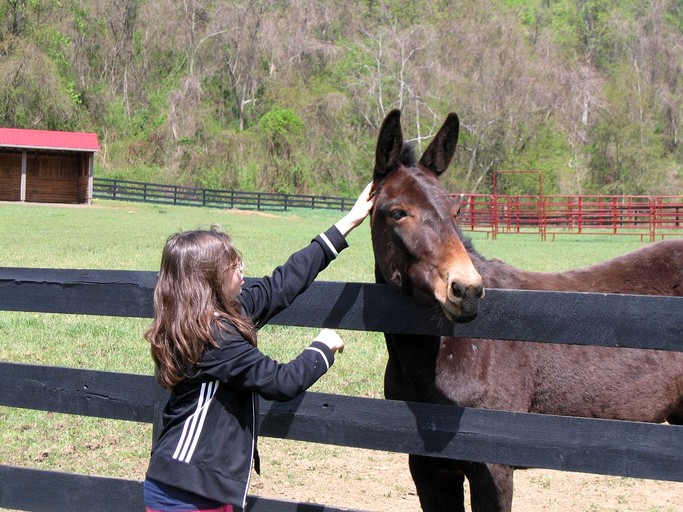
[146,227,257,388]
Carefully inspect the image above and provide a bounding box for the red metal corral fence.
[458,194,683,241]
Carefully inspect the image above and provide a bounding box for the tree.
[219,1,270,130]
[0,39,81,129]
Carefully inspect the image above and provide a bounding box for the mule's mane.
[400,142,418,166]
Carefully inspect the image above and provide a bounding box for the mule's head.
[371,109,484,322]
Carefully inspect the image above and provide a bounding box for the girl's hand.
[313,328,345,354]
[334,182,375,237]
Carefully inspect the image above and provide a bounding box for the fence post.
[491,194,498,240]
[538,196,548,241]
[650,197,656,242]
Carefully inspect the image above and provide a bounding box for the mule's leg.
[409,454,465,512]
[463,462,513,512]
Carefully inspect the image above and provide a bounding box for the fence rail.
[1,267,682,511]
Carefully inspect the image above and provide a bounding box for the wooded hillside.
[1,0,682,196]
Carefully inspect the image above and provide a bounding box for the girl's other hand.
[313,328,345,354]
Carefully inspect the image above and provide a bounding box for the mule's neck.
[466,239,683,295]
[375,262,448,404]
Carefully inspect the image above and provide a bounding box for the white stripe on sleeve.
[306,346,330,371]
[318,233,338,258]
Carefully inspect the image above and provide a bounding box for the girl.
[143,183,374,512]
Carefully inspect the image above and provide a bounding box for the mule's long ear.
[374,109,404,180]
[419,112,459,176]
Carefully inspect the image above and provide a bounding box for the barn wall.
[0,152,21,201]
[25,152,89,204]
[77,155,91,203]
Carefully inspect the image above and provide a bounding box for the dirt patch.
[0,200,92,208]
[252,440,683,511]
[224,209,283,218]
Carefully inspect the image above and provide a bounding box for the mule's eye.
[390,209,408,220]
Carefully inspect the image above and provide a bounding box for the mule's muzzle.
[443,280,484,323]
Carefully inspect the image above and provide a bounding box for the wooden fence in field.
[0,267,682,511]
[93,178,352,212]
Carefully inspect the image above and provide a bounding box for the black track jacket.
[145,226,348,509]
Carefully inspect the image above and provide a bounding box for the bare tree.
[344,21,440,141]
[220,1,270,130]
[435,2,557,193]
[636,0,683,154]
[4,0,30,36]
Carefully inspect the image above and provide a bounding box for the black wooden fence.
[1,267,682,511]
[93,178,352,212]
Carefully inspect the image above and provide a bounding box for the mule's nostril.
[452,281,484,301]
[451,281,465,299]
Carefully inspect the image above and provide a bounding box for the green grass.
[0,199,654,496]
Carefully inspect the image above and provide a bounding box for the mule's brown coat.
[372,109,683,512]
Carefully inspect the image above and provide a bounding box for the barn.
[0,128,99,204]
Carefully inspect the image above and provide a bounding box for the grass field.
[0,199,664,510]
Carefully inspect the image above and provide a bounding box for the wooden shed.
[0,128,99,204]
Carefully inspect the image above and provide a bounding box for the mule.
[370,109,683,512]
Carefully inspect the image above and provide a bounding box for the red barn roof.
[0,127,99,152]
